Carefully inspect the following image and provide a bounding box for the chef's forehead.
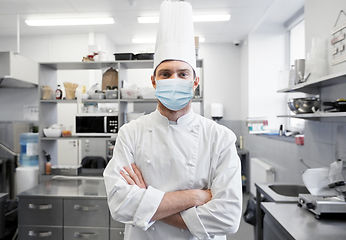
[154,60,195,75]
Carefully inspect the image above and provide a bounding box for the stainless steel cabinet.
[64,227,109,240]
[64,199,109,227]
[18,226,63,240]
[18,198,63,226]
[19,196,124,240]
[110,228,126,240]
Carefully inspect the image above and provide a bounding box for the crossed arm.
[120,163,212,229]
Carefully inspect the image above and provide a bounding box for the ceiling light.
[138,14,230,23]
[25,18,114,26]
[199,37,205,43]
[132,38,156,44]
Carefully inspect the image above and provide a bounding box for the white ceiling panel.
[24,0,76,13]
[0,0,37,14]
[0,0,305,44]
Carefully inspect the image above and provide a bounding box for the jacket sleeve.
[180,130,242,239]
[103,126,165,231]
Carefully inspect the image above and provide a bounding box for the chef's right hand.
[195,189,212,206]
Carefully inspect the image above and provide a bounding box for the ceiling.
[0,0,305,45]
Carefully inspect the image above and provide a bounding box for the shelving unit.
[38,59,204,181]
[277,69,346,94]
[277,70,346,121]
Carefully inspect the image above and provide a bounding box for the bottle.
[43,150,52,175]
[288,65,296,86]
[20,133,39,166]
[55,85,62,99]
[239,136,244,150]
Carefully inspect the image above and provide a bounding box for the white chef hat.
[154,0,196,73]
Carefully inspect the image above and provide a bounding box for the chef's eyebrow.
[157,68,192,74]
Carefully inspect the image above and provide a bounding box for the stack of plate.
[126,112,145,122]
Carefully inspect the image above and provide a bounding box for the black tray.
[114,53,136,60]
[136,53,154,60]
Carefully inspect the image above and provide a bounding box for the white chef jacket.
[103,109,242,240]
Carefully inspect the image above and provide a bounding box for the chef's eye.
[159,72,171,78]
[179,72,189,78]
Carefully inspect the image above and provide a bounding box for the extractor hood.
[0,51,38,88]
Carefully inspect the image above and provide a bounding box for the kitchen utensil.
[287,97,320,114]
[294,59,305,84]
[323,99,346,112]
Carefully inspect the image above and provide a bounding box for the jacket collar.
[153,108,196,126]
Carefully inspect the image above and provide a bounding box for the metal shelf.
[41,136,117,140]
[277,70,346,94]
[40,59,203,71]
[40,99,77,103]
[40,98,203,104]
[278,112,346,121]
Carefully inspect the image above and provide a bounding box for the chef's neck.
[157,101,192,122]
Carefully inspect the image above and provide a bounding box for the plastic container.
[105,90,118,99]
[136,53,154,60]
[121,88,138,99]
[20,133,39,166]
[92,92,105,99]
[114,53,135,60]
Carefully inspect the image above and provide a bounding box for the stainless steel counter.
[262,202,346,240]
[18,178,106,199]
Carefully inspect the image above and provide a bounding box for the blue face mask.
[155,79,194,111]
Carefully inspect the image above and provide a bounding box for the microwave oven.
[75,113,118,136]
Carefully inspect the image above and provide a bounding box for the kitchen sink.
[268,184,310,197]
[255,182,310,202]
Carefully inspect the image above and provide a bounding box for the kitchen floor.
[227,192,254,240]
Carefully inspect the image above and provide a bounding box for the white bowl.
[43,128,61,138]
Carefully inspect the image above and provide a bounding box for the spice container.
[62,126,72,137]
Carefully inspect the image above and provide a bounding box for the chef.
[103,1,242,239]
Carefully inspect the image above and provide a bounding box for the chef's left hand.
[120,163,147,189]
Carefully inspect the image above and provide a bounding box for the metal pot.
[287,97,319,114]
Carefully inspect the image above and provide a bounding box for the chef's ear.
[193,76,200,91]
[151,75,156,89]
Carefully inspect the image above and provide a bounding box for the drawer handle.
[28,204,52,210]
[28,230,52,237]
[74,204,98,211]
[74,232,99,238]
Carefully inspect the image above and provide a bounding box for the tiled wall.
[221,120,346,185]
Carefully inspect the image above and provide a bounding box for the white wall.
[199,43,241,120]
[248,24,288,131]
[240,38,249,121]
[305,0,346,75]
